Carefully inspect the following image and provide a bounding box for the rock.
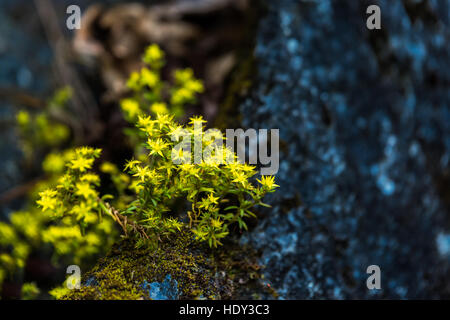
[64,229,269,300]
[240,0,450,299]
[141,275,179,300]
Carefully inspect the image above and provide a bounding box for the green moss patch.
[63,229,268,300]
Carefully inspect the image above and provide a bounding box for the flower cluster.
[121,113,278,247]
[120,43,204,122]
[1,44,279,299]
[0,147,116,297]
[36,147,116,261]
[37,147,101,220]
[15,87,72,160]
[36,114,278,248]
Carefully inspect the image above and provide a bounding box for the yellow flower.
[126,71,141,90]
[257,175,279,190]
[171,88,194,105]
[124,159,141,171]
[210,219,222,229]
[85,233,101,246]
[80,173,100,185]
[76,146,101,157]
[198,193,220,210]
[0,223,16,244]
[137,115,153,132]
[198,198,212,210]
[75,182,97,199]
[159,160,175,177]
[129,179,144,193]
[179,163,194,172]
[70,202,92,221]
[37,189,58,212]
[163,218,183,232]
[0,254,15,270]
[208,193,219,205]
[140,68,159,87]
[119,173,130,184]
[155,113,173,129]
[57,174,73,190]
[62,149,76,161]
[42,153,66,174]
[100,162,117,174]
[174,68,194,84]
[185,79,204,93]
[232,171,248,186]
[10,211,42,242]
[203,129,224,142]
[132,165,153,182]
[147,138,169,157]
[69,156,94,172]
[172,147,190,164]
[240,164,257,173]
[181,164,200,178]
[143,44,165,66]
[168,125,188,141]
[225,161,242,173]
[189,116,207,125]
[16,111,30,126]
[150,102,168,114]
[120,98,141,120]
[74,147,101,159]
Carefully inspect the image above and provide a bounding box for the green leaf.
[258,202,272,208]
[101,194,114,201]
[245,209,256,218]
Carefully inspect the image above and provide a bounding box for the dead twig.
[0,87,46,109]
[101,200,150,240]
[0,176,44,205]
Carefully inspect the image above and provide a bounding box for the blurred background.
[0,0,449,299]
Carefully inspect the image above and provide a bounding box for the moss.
[62,228,269,300]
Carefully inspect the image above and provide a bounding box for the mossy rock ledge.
[63,229,271,300]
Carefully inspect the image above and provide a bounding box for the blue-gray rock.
[241,0,450,299]
[141,275,180,300]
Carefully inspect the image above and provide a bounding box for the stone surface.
[64,230,268,300]
[141,275,180,300]
[240,0,450,299]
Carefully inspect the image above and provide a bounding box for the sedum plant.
[121,44,204,122]
[1,44,278,298]
[120,44,205,158]
[0,89,115,297]
[0,147,118,293]
[16,87,72,160]
[37,113,278,248]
